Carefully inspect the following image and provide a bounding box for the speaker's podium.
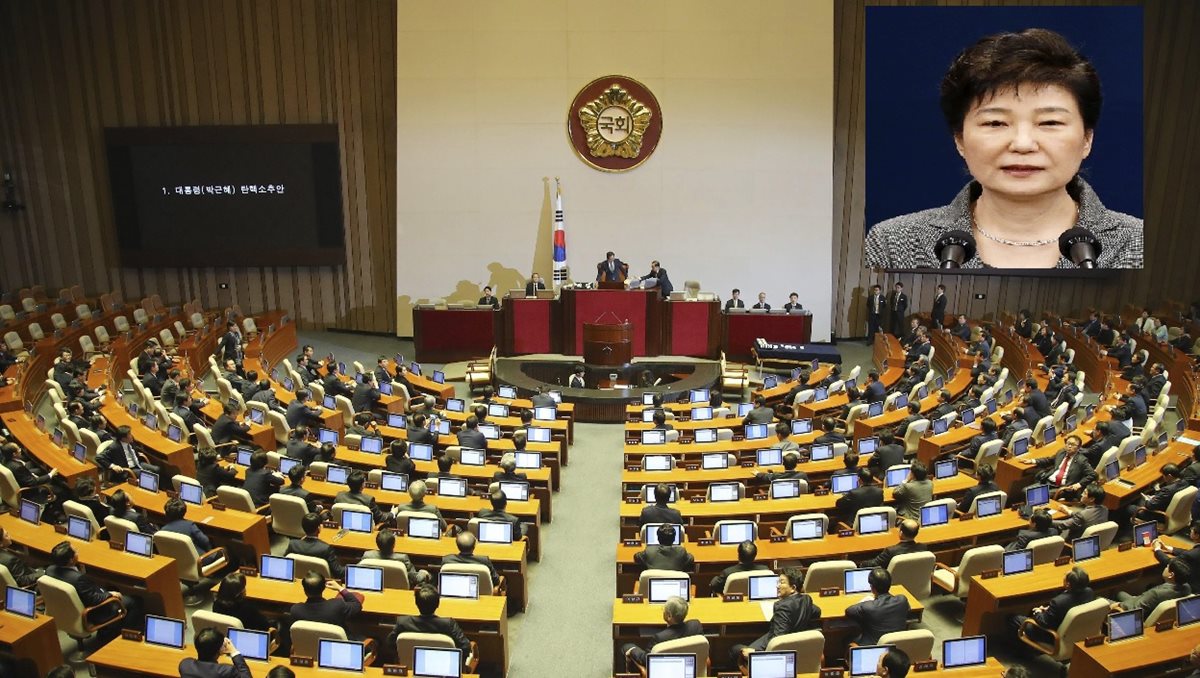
[583,319,632,366]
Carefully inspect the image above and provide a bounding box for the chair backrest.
[877,629,935,661]
[335,395,355,427]
[1081,521,1119,550]
[442,562,495,596]
[1028,536,1066,565]
[50,313,67,330]
[103,515,140,545]
[903,419,931,452]
[650,636,710,677]
[266,410,290,445]
[359,558,411,589]
[967,490,1007,515]
[27,323,44,340]
[153,531,202,582]
[37,574,90,637]
[1145,597,1181,626]
[174,320,188,339]
[20,297,36,313]
[63,500,102,537]
[0,464,23,509]
[191,312,206,330]
[269,494,310,539]
[133,308,149,325]
[114,316,130,333]
[290,620,346,658]
[949,544,1004,598]
[845,404,867,428]
[395,632,456,670]
[1165,486,1199,534]
[974,439,1005,471]
[763,629,824,673]
[1048,597,1111,661]
[193,423,217,452]
[216,485,257,512]
[192,609,245,636]
[287,553,332,579]
[801,560,855,593]
[723,569,776,595]
[0,305,13,322]
[1031,416,1055,443]
[0,563,16,588]
[887,551,936,599]
[79,335,96,355]
[4,331,23,351]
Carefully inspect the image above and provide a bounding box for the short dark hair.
[1168,557,1191,583]
[737,540,758,565]
[1031,509,1053,532]
[654,483,672,505]
[287,464,306,484]
[976,464,995,483]
[302,512,322,536]
[389,439,408,458]
[164,497,187,522]
[656,523,677,546]
[194,627,225,662]
[909,461,928,481]
[414,584,441,615]
[781,567,803,589]
[868,567,892,594]
[250,450,268,470]
[109,489,130,514]
[1065,565,1090,591]
[51,541,75,566]
[301,571,325,598]
[1083,484,1105,503]
[490,490,508,511]
[775,422,790,438]
[880,647,911,678]
[375,528,396,556]
[347,470,365,492]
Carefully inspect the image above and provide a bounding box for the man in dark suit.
[709,541,771,595]
[47,541,141,638]
[172,393,203,432]
[242,450,284,507]
[752,292,771,311]
[280,464,322,514]
[814,417,846,445]
[372,357,395,386]
[783,292,803,313]
[524,273,546,297]
[845,567,912,645]
[442,532,501,586]
[478,286,500,309]
[1180,446,1200,485]
[285,513,345,579]
[211,403,251,446]
[491,451,528,483]
[1130,463,1189,525]
[284,427,321,468]
[905,335,932,364]
[387,585,471,656]
[1011,566,1096,643]
[1078,312,1101,337]
[638,484,683,527]
[405,413,437,445]
[752,449,807,485]
[351,372,381,413]
[286,389,323,429]
[1025,434,1095,500]
[396,480,447,530]
[1,441,63,506]
[248,381,285,414]
[567,365,586,388]
[296,354,322,384]
[1145,363,1168,403]
[1005,510,1059,551]
[1114,559,1192,616]
[930,284,947,328]
[596,251,628,282]
[140,360,164,397]
[866,285,885,344]
[95,426,161,483]
[889,282,909,337]
[1155,521,1200,589]
[1106,335,1133,368]
[864,371,886,404]
[178,627,252,678]
[1121,384,1149,428]
[837,469,884,527]
[323,364,353,399]
[530,386,556,409]
[742,396,774,426]
[862,519,929,569]
[220,322,243,366]
[0,525,43,588]
[732,568,821,664]
[477,489,526,538]
[160,497,214,554]
[634,523,694,573]
[725,289,745,310]
[868,432,906,479]
[1021,378,1051,420]
[632,260,673,299]
[957,464,1000,514]
[335,470,389,525]
[622,595,703,671]
[456,415,487,449]
[963,418,1000,463]
[288,571,365,641]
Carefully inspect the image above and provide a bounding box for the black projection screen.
[105,125,345,267]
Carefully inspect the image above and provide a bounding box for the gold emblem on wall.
[568,75,663,172]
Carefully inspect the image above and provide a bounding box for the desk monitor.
[642,523,684,546]
[387,413,406,428]
[932,417,949,435]
[867,401,884,417]
[459,448,486,466]
[67,515,92,541]
[498,385,517,399]
[756,448,783,467]
[986,399,998,414]
[260,555,295,582]
[432,370,445,384]
[643,485,679,503]
[1003,548,1034,576]
[1066,414,1078,432]
[1025,484,1050,509]
[647,577,690,603]
[690,406,713,422]
[228,628,270,661]
[846,378,857,390]
[126,531,153,557]
[920,502,950,527]
[445,398,465,413]
[413,647,462,678]
[514,451,541,469]
[407,516,441,539]
[326,465,350,485]
[282,377,295,392]
[792,418,813,435]
[1134,445,1147,467]
[1043,425,1057,445]
[643,454,674,472]
[884,466,910,488]
[248,408,264,425]
[857,513,889,535]
[278,456,302,476]
[917,385,928,401]
[894,394,909,409]
[410,362,422,376]
[694,428,717,444]
[322,395,336,410]
[858,436,879,455]
[813,387,829,402]
[498,480,529,502]
[745,424,768,441]
[338,361,347,375]
[1158,431,1169,450]
[831,473,859,494]
[976,495,1003,518]
[791,366,804,380]
[642,430,667,445]
[547,390,562,404]
[235,447,255,466]
[139,470,160,493]
[810,444,834,462]
[344,564,384,593]
[762,375,779,390]
[341,510,373,534]
[533,407,556,421]
[1011,436,1030,457]
[433,419,452,436]
[4,586,36,618]
[438,477,468,498]
[359,436,384,455]
[1178,418,1187,435]
[642,409,658,423]
[642,393,659,406]
[1072,535,1101,562]
[960,407,976,425]
[1108,609,1143,642]
[318,638,365,672]
[790,518,824,541]
[747,574,778,601]
[934,376,945,390]
[701,453,728,470]
[318,428,339,446]
[689,389,709,404]
[409,443,434,461]
[934,458,958,480]
[717,521,755,545]
[747,651,796,678]
[35,413,46,431]
[527,427,551,443]
[477,520,513,545]
[647,654,697,678]
[1133,521,1158,547]
[72,442,87,462]
[738,404,754,417]
[19,499,40,525]
[811,359,821,372]
[380,472,409,492]
[439,572,480,600]
[1178,596,1200,626]
[709,482,740,503]
[145,615,185,649]
[849,645,892,677]
[844,567,873,593]
[942,635,987,668]
[52,427,64,447]
[488,403,510,418]
[771,479,802,500]
[1105,460,1121,482]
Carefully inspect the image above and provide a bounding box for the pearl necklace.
[971,202,1075,248]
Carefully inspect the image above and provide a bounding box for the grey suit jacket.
[892,479,933,520]
[1053,504,1110,539]
[1118,582,1191,616]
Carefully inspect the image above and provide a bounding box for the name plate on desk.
[980,569,999,579]
[912,660,938,672]
[108,541,125,552]
[121,629,144,642]
[837,529,854,538]
[322,521,338,529]
[1054,556,1072,566]
[622,595,645,604]
[753,494,768,501]
[698,538,715,546]
[383,665,408,676]
[819,668,845,678]
[210,501,226,511]
[625,497,642,504]
[1118,541,1133,552]
[365,482,379,490]
[1083,635,1105,648]
[958,513,974,521]
[689,496,706,503]
[54,524,67,534]
[623,539,642,547]
[814,488,830,496]
[819,587,840,597]
[290,656,314,668]
[722,594,744,603]
[627,466,642,472]
[240,567,259,577]
[684,464,699,471]
[1156,620,1176,633]
[740,461,755,468]
[770,535,787,543]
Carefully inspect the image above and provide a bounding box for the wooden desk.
[0,513,185,618]
[750,365,832,404]
[413,307,498,363]
[852,363,973,441]
[1068,622,1200,677]
[377,422,568,480]
[723,312,813,362]
[0,608,64,677]
[796,658,1006,678]
[3,410,99,487]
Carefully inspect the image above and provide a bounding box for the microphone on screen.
[1059,227,1103,269]
[934,230,976,269]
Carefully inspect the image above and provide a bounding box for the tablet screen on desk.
[318,638,365,672]
[498,385,517,399]
[318,428,339,446]
[976,495,1002,518]
[1011,436,1030,456]
[717,521,755,545]
[792,418,813,435]
[4,586,36,618]
[934,458,957,480]
[341,510,372,534]
[248,408,264,425]
[67,515,92,541]
[413,647,462,678]
[642,392,658,406]
[72,442,87,462]
[459,448,486,466]
[791,518,824,541]
[322,395,335,410]
[387,413,406,428]
[381,472,408,493]
[166,424,182,443]
[478,520,513,545]
[748,651,796,678]
[515,451,541,469]
[407,516,441,539]
[1133,521,1157,547]
[445,398,465,413]
[831,473,859,494]
[857,513,888,535]
[744,424,768,441]
[738,403,754,417]
[810,444,833,462]
[844,567,872,593]
[771,479,801,500]
[642,524,683,546]
[178,481,204,505]
[1178,596,1200,626]
[125,531,153,557]
[868,402,884,417]
[1108,609,1143,641]
[19,499,40,525]
[689,389,709,404]
[1105,460,1121,482]
[345,564,384,592]
[408,443,434,461]
[438,477,467,498]
[1003,549,1033,576]
[1072,535,1101,562]
[709,483,739,503]
[499,481,529,502]
[325,465,349,485]
[642,409,657,423]
[228,628,270,661]
[960,407,975,425]
[260,555,295,582]
[438,571,480,599]
[1025,484,1050,509]
[942,635,986,668]
[488,403,510,418]
[641,430,666,445]
[756,448,783,467]
[647,577,690,603]
[920,503,949,527]
[359,436,383,455]
[694,428,717,444]
[644,455,673,472]
[527,427,551,443]
[643,485,678,504]
[932,418,948,435]
[849,645,891,677]
[857,436,878,455]
[139,470,159,493]
[701,453,728,470]
[747,574,778,601]
[762,375,778,390]
[690,407,712,421]
[533,407,556,421]
[884,466,910,488]
[145,615,185,649]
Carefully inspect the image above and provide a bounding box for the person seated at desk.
[766,422,799,454]
[1005,509,1058,552]
[630,260,673,299]
[815,417,847,445]
[752,450,807,485]
[1155,521,1200,588]
[951,314,971,341]
[998,411,1030,447]
[895,402,924,433]
[243,450,284,508]
[740,396,773,426]
[322,363,353,399]
[288,571,366,642]
[222,358,247,389]
[280,463,323,515]
[67,400,112,444]
[73,477,111,523]
[213,572,275,635]
[1049,373,1080,409]
[285,512,345,579]
[387,584,471,657]
[649,410,674,432]
[179,627,252,678]
[362,528,429,586]
[0,525,44,588]
[47,541,142,639]
[173,393,204,432]
[406,413,437,446]
[524,273,546,297]
[160,369,183,408]
[285,427,321,468]
[286,389,323,429]
[638,484,683,527]
[492,452,528,483]
[1121,353,1147,382]
[837,469,883,527]
[248,381,286,415]
[477,489,527,539]
[1145,362,1168,403]
[732,568,821,665]
[443,531,501,587]
[567,365,586,388]
[634,523,695,574]
[1053,484,1109,540]
[868,430,906,479]
[894,365,924,398]
[783,292,803,313]
[957,464,1000,514]
[211,403,251,446]
[351,372,382,414]
[456,415,487,449]
[1103,334,1134,368]
[161,496,216,555]
[238,371,261,400]
[477,285,500,309]
[1022,434,1094,501]
[140,360,164,397]
[785,373,813,406]
[395,480,447,531]
[892,462,933,522]
[1127,463,1189,526]
[107,489,155,534]
[597,251,628,282]
[430,454,456,480]
[345,412,377,437]
[1010,566,1096,644]
[724,288,745,310]
[905,334,933,364]
[296,355,322,385]
[928,389,955,421]
[194,448,237,498]
[1120,383,1149,428]
[846,567,911,646]
[0,441,66,511]
[1112,558,1191,617]
[863,520,929,570]
[335,470,390,525]
[752,292,771,311]
[622,595,703,671]
[710,541,771,595]
[52,348,77,389]
[386,440,416,477]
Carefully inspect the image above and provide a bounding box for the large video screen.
[105,125,345,267]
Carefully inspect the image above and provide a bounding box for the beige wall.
[396,0,834,338]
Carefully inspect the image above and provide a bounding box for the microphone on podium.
[934,230,976,269]
[1059,227,1102,269]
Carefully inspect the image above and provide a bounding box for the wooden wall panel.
[834,0,1200,335]
[0,0,396,332]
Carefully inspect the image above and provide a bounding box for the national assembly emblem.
[567,75,663,172]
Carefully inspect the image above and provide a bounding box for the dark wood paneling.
[834,0,1200,336]
[0,0,396,332]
